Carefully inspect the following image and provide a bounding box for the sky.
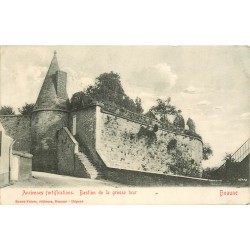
[0,46,249,168]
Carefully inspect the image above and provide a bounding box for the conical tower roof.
[47,51,60,75]
[34,52,68,111]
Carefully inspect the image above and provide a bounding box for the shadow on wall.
[0,115,31,153]
[103,167,220,187]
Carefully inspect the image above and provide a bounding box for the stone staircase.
[75,152,99,179]
[221,138,250,168]
[216,138,250,185]
[231,138,250,163]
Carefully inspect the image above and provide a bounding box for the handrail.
[221,138,250,167]
[231,138,250,162]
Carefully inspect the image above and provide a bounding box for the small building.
[0,122,14,187]
[0,122,33,187]
[11,150,33,181]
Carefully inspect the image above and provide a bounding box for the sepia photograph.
[1,2,250,250]
[0,46,249,204]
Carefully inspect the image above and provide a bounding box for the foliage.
[0,106,15,115]
[173,110,185,129]
[202,166,219,179]
[145,110,157,120]
[134,97,144,114]
[167,139,177,152]
[146,98,177,127]
[146,99,202,139]
[221,153,241,183]
[184,129,202,140]
[137,126,157,146]
[202,143,213,160]
[187,118,196,133]
[86,71,124,103]
[70,91,93,110]
[223,153,235,164]
[70,71,143,114]
[18,103,35,116]
[203,153,248,186]
[168,149,200,177]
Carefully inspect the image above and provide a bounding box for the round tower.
[31,52,69,173]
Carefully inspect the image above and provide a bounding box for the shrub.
[0,106,15,115]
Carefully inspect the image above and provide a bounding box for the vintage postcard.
[0,46,249,204]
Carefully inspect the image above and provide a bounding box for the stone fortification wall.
[96,109,203,178]
[0,115,31,152]
[70,106,97,150]
[31,110,69,173]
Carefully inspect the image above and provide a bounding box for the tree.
[187,118,196,133]
[173,110,185,129]
[168,148,201,177]
[86,71,124,104]
[146,98,177,126]
[70,91,93,110]
[135,97,144,114]
[221,153,240,184]
[223,153,235,164]
[145,110,157,120]
[18,103,35,116]
[70,71,143,113]
[202,166,219,179]
[202,143,213,160]
[0,106,15,115]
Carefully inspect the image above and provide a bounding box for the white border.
[0,0,249,249]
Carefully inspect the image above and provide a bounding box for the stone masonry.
[0,52,204,181]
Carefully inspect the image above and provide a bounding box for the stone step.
[75,152,98,179]
[77,154,91,160]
